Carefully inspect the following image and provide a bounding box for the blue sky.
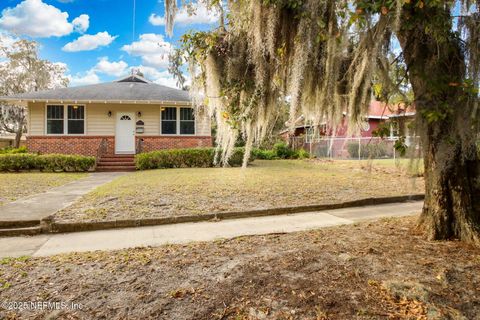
[0,0,219,87]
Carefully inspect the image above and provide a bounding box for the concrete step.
[0,220,40,229]
[98,161,135,166]
[100,157,135,162]
[0,226,42,237]
[96,166,136,172]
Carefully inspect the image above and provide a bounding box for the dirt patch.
[54,160,424,223]
[1,216,478,319]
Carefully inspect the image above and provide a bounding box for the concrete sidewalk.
[0,201,423,258]
[0,172,127,223]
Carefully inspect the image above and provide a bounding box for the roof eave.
[0,97,191,105]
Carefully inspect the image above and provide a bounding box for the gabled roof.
[0,74,190,104]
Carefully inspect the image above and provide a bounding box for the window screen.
[46,105,64,134]
[161,107,177,134]
[180,108,195,135]
[67,105,85,134]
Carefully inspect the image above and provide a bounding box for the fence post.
[358,138,361,160]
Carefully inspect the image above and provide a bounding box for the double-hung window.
[46,105,85,135]
[161,107,177,134]
[67,105,85,134]
[180,108,195,135]
[46,105,64,134]
[161,107,195,135]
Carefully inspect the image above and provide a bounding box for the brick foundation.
[27,136,115,156]
[26,135,213,156]
[138,136,213,152]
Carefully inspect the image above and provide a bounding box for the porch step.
[0,226,42,237]
[99,158,134,162]
[96,166,136,172]
[97,154,136,172]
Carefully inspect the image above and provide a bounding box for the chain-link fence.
[291,136,422,160]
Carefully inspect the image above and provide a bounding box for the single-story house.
[0,74,212,158]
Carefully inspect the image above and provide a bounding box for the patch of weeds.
[382,280,430,303]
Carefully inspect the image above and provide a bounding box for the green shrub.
[36,154,96,172]
[135,147,246,170]
[294,148,310,159]
[0,153,95,172]
[251,148,278,160]
[273,142,295,159]
[252,143,307,160]
[0,146,28,154]
[0,153,37,171]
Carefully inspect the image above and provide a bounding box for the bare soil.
[1,216,478,319]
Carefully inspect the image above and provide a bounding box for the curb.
[44,194,425,234]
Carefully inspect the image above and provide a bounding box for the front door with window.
[115,112,135,154]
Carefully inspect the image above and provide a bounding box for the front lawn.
[0,173,87,206]
[0,217,478,319]
[54,159,424,223]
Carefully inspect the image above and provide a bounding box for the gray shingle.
[0,75,190,103]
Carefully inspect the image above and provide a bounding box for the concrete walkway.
[0,201,423,258]
[0,172,127,223]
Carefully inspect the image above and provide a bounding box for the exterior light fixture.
[108,111,112,117]
[137,111,142,117]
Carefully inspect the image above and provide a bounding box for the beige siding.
[195,111,211,136]
[87,104,161,135]
[27,102,211,137]
[28,102,45,135]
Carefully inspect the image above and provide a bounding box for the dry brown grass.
[54,159,424,223]
[0,172,87,206]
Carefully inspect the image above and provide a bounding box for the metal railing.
[95,138,108,165]
[136,138,144,154]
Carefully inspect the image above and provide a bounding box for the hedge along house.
[0,74,212,170]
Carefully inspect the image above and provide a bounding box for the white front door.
[115,112,135,154]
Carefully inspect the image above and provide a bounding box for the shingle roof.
[0,75,190,103]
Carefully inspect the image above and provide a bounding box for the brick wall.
[27,135,213,156]
[138,136,212,152]
[27,136,115,156]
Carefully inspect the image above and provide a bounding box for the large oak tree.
[166,0,480,244]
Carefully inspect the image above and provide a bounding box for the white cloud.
[94,57,128,77]
[0,32,18,58]
[134,65,188,89]
[0,0,88,38]
[62,32,117,52]
[121,34,172,68]
[68,70,100,87]
[149,2,220,26]
[72,14,89,33]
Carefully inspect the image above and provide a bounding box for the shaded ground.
[0,216,478,319]
[0,173,87,206]
[54,159,424,223]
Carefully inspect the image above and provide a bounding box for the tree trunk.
[398,6,480,244]
[14,129,22,148]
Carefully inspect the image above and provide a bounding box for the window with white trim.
[161,107,177,134]
[67,105,85,134]
[46,105,64,134]
[46,105,85,135]
[180,107,195,135]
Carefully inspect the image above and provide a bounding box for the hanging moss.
[166,0,479,166]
